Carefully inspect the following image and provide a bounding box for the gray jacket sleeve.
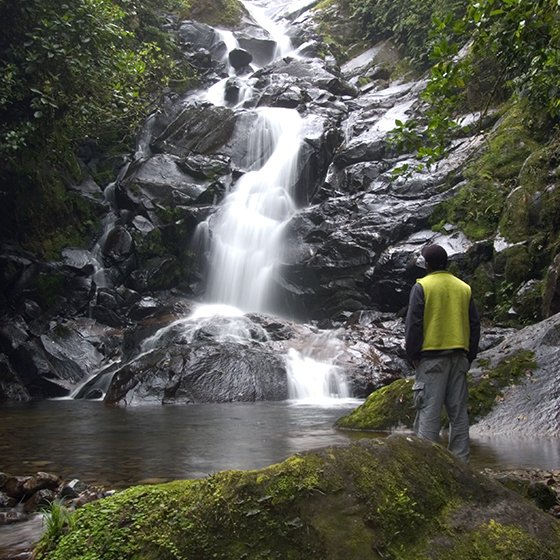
[405,283,424,363]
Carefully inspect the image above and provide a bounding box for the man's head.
[421,244,448,271]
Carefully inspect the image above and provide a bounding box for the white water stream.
[197,1,350,401]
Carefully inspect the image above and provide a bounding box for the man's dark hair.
[422,244,448,270]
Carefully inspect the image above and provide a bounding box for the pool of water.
[1,399,558,487]
[0,399,558,556]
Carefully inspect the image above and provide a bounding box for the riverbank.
[1,461,558,560]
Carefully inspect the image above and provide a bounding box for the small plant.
[41,500,75,549]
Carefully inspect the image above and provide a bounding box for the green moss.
[32,272,67,310]
[431,102,540,241]
[469,262,496,312]
[335,378,415,431]
[337,350,537,434]
[437,519,558,560]
[500,136,560,243]
[503,245,533,289]
[468,350,537,421]
[34,436,560,560]
[184,0,245,27]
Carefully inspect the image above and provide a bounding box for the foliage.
[0,0,192,164]
[349,0,469,67]
[388,0,560,169]
[182,0,245,27]
[430,101,540,241]
[35,501,76,556]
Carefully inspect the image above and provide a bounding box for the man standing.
[405,244,480,462]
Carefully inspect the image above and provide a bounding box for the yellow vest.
[417,271,471,352]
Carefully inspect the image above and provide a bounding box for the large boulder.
[33,436,560,560]
[150,103,237,157]
[469,311,560,437]
[336,313,560,437]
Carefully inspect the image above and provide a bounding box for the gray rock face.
[470,312,560,436]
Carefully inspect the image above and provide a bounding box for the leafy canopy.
[387,0,560,168]
[0,0,191,164]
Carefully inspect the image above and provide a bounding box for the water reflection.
[0,400,558,490]
[0,400,360,487]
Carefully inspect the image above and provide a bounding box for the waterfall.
[240,0,293,58]
[286,349,351,403]
[284,329,351,403]
[205,107,302,312]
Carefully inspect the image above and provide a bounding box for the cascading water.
[193,2,352,402]
[205,107,301,312]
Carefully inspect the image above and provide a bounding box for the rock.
[235,29,276,66]
[59,479,89,499]
[23,488,56,513]
[22,472,60,495]
[2,476,32,500]
[178,21,221,51]
[150,103,237,157]
[120,154,207,207]
[34,436,560,559]
[0,490,16,508]
[542,252,560,318]
[470,312,560,436]
[228,48,253,69]
[0,510,28,525]
[177,153,231,181]
[0,354,30,402]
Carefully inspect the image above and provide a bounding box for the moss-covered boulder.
[335,349,537,433]
[34,436,560,560]
[337,312,560,437]
[335,378,415,431]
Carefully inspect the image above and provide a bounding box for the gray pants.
[413,351,470,462]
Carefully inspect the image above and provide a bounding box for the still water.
[1,400,559,489]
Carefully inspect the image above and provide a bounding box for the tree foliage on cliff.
[349,0,468,67]
[0,0,192,167]
[388,0,560,165]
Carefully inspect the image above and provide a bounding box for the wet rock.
[104,339,286,404]
[2,476,32,500]
[23,488,56,513]
[120,154,207,207]
[150,103,237,157]
[228,48,253,69]
[0,491,16,508]
[0,510,28,525]
[178,21,221,51]
[254,57,358,98]
[59,479,89,500]
[542,252,560,318]
[177,153,231,181]
[235,29,276,66]
[60,248,97,275]
[224,77,243,104]
[22,472,60,495]
[0,354,29,401]
[470,311,560,436]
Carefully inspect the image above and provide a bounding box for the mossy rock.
[468,350,537,421]
[184,0,246,28]
[34,436,560,560]
[335,378,415,431]
[500,136,560,243]
[431,101,541,241]
[336,350,537,433]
